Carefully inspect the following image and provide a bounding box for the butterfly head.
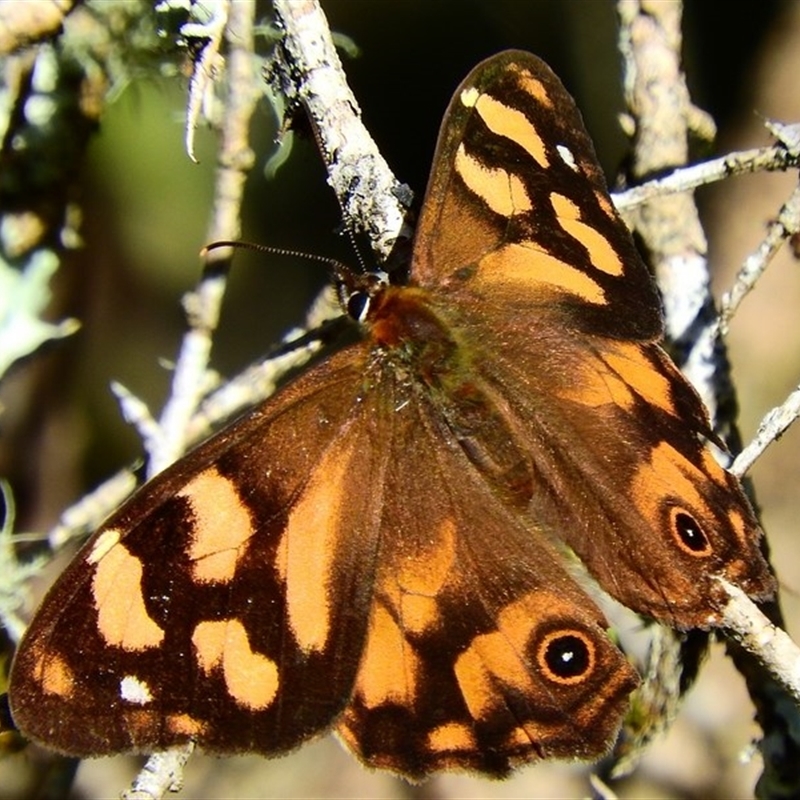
[335,265,392,324]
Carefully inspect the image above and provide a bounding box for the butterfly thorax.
[366,284,461,378]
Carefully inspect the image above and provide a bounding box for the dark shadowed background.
[1,1,799,798]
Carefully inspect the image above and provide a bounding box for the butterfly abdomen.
[365,283,536,509]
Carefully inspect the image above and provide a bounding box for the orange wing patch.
[514,68,553,108]
[426,722,478,756]
[454,145,533,217]
[391,517,456,636]
[192,619,279,711]
[92,543,165,651]
[555,343,675,415]
[180,468,255,584]
[477,243,607,305]
[473,93,549,168]
[349,602,421,710]
[167,713,207,738]
[631,441,709,521]
[600,346,675,414]
[550,193,623,277]
[276,438,358,654]
[31,651,76,699]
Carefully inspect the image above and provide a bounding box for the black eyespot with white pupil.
[672,509,712,557]
[537,630,595,685]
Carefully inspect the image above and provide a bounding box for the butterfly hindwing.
[336,386,638,777]
[477,336,773,627]
[10,326,638,770]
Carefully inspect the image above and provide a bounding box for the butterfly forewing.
[407,50,774,627]
[10,347,390,755]
[412,50,662,342]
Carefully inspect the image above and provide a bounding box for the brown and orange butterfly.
[9,50,775,779]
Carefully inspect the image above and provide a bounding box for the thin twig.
[122,743,195,800]
[181,0,230,163]
[717,181,800,334]
[46,469,138,551]
[0,482,46,642]
[720,581,800,704]
[111,381,162,458]
[733,384,800,478]
[149,0,258,478]
[613,143,800,212]
[186,285,338,443]
[618,0,721,410]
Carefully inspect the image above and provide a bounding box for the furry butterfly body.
[9,51,775,778]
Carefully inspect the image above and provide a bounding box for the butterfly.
[8,50,775,779]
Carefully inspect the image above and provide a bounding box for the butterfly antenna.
[341,222,368,273]
[303,112,369,274]
[201,240,348,275]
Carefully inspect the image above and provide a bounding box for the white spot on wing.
[460,86,480,108]
[556,144,578,171]
[120,674,153,705]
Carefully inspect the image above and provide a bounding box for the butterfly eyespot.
[671,509,713,557]
[536,630,595,685]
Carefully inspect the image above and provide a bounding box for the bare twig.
[186,284,337,443]
[733,384,800,478]
[122,743,194,800]
[618,0,721,410]
[717,181,800,334]
[613,143,800,212]
[47,469,138,551]
[271,0,411,261]
[179,0,231,163]
[111,381,162,459]
[0,482,47,642]
[720,582,800,704]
